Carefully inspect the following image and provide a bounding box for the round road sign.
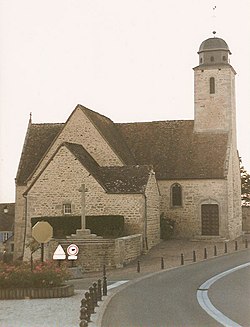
[67,244,79,256]
[32,221,53,243]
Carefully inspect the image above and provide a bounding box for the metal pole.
[193,250,196,262]
[181,253,184,265]
[41,243,44,262]
[161,257,164,270]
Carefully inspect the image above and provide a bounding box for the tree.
[240,163,250,206]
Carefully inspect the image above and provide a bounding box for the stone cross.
[79,183,86,230]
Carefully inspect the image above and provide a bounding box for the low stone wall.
[49,234,143,272]
[242,206,250,232]
[0,284,74,300]
[115,234,142,267]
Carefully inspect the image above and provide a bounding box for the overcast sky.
[0,0,250,203]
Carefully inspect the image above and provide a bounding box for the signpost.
[32,221,53,262]
[53,244,66,266]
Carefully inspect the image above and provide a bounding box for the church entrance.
[201,204,219,236]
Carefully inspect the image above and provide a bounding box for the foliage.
[0,260,70,289]
[31,215,125,238]
[160,214,175,240]
[240,163,250,206]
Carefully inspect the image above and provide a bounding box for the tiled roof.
[0,203,15,231]
[16,123,64,184]
[117,120,228,179]
[65,143,151,193]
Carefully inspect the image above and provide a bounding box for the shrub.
[160,214,175,240]
[0,260,70,289]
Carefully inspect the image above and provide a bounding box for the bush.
[0,260,70,289]
[160,214,175,240]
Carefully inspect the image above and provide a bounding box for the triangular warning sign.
[53,244,66,260]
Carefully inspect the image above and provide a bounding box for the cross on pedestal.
[79,183,87,230]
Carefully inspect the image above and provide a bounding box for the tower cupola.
[198,36,231,66]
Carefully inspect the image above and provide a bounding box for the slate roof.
[16,123,64,184]
[16,105,136,185]
[117,120,229,179]
[16,106,229,186]
[61,143,152,194]
[0,203,15,231]
[67,143,152,193]
[26,142,152,194]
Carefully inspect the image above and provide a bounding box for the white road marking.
[107,280,129,290]
[197,262,250,327]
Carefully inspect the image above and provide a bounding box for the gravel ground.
[0,290,85,327]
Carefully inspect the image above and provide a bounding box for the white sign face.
[53,244,66,260]
[67,244,79,257]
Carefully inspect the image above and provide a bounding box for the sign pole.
[41,243,44,262]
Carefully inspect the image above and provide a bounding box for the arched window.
[210,56,214,62]
[171,183,182,207]
[222,55,227,61]
[210,77,215,94]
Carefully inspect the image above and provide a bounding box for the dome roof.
[198,37,231,54]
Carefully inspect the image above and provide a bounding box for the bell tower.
[193,35,237,142]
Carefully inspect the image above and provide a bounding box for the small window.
[63,203,72,215]
[171,183,182,207]
[210,56,214,62]
[223,55,226,61]
[200,57,203,64]
[210,77,215,94]
[3,232,9,241]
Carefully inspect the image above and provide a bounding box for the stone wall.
[226,144,242,239]
[48,234,142,272]
[13,185,27,259]
[242,206,250,232]
[14,107,125,259]
[145,173,160,248]
[158,178,231,239]
[23,145,159,259]
[194,66,236,133]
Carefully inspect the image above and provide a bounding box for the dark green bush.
[160,214,175,240]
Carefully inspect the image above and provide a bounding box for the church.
[14,36,242,262]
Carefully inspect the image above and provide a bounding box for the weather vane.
[212,4,217,36]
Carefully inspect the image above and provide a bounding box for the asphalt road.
[101,249,250,327]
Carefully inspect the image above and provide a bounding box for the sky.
[0,0,250,203]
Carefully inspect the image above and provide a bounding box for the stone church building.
[14,36,242,262]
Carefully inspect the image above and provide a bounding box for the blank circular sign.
[32,221,53,243]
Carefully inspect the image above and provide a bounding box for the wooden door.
[201,204,219,236]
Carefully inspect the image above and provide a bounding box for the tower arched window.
[171,183,182,207]
[210,77,215,94]
[210,56,214,62]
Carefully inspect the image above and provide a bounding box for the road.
[101,249,250,327]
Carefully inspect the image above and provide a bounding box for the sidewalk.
[68,236,250,290]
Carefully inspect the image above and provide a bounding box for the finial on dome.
[29,112,32,123]
[213,31,216,36]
